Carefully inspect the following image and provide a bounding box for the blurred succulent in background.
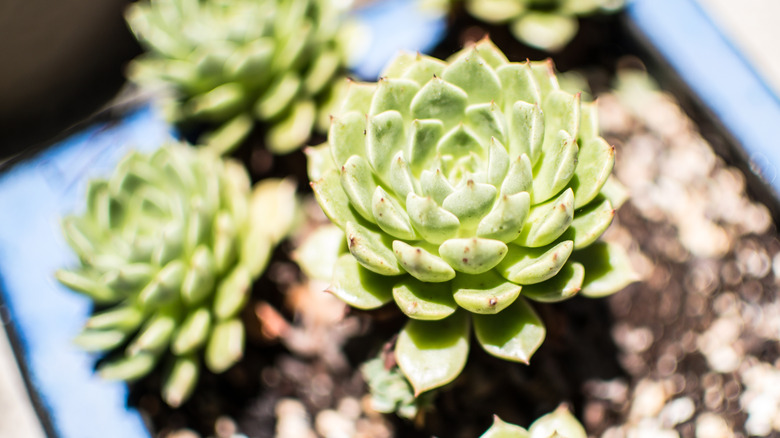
[126,0,356,155]
[306,38,636,395]
[481,405,586,437]
[56,143,297,406]
[464,0,625,52]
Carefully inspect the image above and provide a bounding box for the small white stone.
[660,397,695,427]
[315,409,356,438]
[629,380,668,421]
[275,399,316,438]
[695,413,734,438]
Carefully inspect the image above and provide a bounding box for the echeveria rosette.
[307,38,636,395]
[56,144,297,407]
[481,404,587,437]
[126,0,353,154]
[464,0,625,52]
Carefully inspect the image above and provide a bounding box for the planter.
[1,0,779,437]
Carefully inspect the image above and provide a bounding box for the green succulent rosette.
[56,143,296,406]
[481,405,586,437]
[306,38,636,395]
[464,0,625,52]
[126,0,353,154]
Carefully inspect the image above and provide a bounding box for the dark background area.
[0,0,139,163]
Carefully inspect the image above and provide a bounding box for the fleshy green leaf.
[481,415,530,438]
[329,111,367,168]
[571,242,638,298]
[73,329,127,352]
[326,254,394,309]
[532,130,578,204]
[205,318,244,373]
[406,193,460,244]
[521,262,584,303]
[337,80,376,115]
[501,154,534,196]
[171,307,211,355]
[441,180,497,231]
[396,311,470,395]
[310,168,362,228]
[373,186,416,240]
[340,154,379,223]
[477,191,531,243]
[213,265,251,320]
[393,277,458,320]
[473,297,545,364]
[345,221,402,275]
[410,77,469,130]
[367,110,406,180]
[498,240,573,285]
[510,12,579,53]
[528,405,587,438]
[496,62,541,111]
[571,137,615,209]
[410,119,445,175]
[369,78,421,120]
[441,50,502,105]
[126,310,178,356]
[401,55,447,86]
[507,101,544,162]
[265,99,315,154]
[293,224,346,282]
[99,352,157,381]
[565,197,615,249]
[420,169,454,205]
[452,270,521,314]
[439,238,508,275]
[162,355,199,408]
[392,240,456,283]
[517,188,574,247]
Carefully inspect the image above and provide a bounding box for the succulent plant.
[56,143,297,406]
[361,354,435,420]
[306,38,636,395]
[464,0,625,52]
[126,0,354,154]
[481,405,586,437]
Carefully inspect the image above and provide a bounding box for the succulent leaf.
[528,405,587,438]
[452,270,521,314]
[520,262,584,302]
[473,297,545,363]
[393,277,458,320]
[571,241,639,298]
[396,311,470,396]
[326,254,394,309]
[481,415,530,438]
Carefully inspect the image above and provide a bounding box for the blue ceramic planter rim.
[626,0,780,200]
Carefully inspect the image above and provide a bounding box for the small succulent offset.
[464,0,625,52]
[307,38,636,395]
[481,405,586,438]
[56,144,296,406]
[361,355,434,420]
[126,0,353,154]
